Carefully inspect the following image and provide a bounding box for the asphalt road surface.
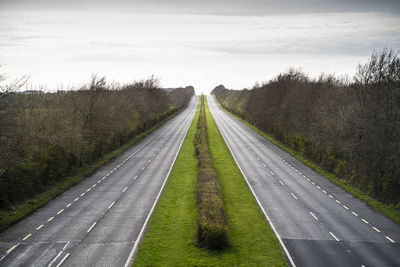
[207,95,400,267]
[0,96,198,267]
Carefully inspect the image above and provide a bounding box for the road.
[0,96,198,267]
[207,95,400,267]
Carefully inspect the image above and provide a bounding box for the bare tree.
[0,64,29,99]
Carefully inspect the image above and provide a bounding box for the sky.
[0,0,399,94]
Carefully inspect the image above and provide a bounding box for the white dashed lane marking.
[386,236,395,243]
[330,232,340,241]
[310,212,319,221]
[6,243,19,254]
[243,119,398,247]
[108,202,115,210]
[22,234,31,241]
[373,227,381,233]
[87,222,97,233]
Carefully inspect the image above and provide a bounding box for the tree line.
[0,75,194,209]
[212,48,400,208]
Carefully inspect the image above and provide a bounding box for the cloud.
[69,53,145,62]
[197,40,400,57]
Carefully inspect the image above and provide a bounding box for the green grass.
[0,107,185,231]
[134,97,287,266]
[213,96,400,225]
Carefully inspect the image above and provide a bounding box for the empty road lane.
[0,96,198,267]
[208,95,400,267]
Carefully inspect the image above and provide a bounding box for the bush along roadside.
[194,95,230,249]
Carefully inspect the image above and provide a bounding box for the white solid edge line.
[209,96,296,267]
[48,251,63,267]
[56,253,70,267]
[123,97,197,267]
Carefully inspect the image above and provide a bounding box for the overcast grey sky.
[2,0,400,14]
[0,0,399,93]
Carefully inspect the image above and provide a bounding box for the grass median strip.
[134,97,287,266]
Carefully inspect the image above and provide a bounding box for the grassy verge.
[213,96,400,225]
[0,107,185,231]
[134,97,287,266]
